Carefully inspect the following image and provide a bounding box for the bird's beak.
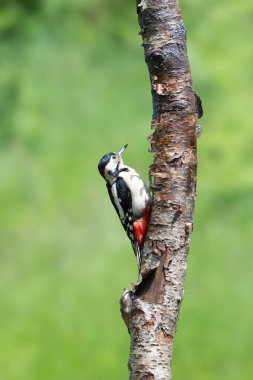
[117,144,128,158]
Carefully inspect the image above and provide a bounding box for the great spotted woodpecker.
[98,145,151,271]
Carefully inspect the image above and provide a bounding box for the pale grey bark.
[120,1,202,379]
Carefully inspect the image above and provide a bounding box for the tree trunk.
[120,1,202,379]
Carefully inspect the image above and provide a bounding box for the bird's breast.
[119,169,150,218]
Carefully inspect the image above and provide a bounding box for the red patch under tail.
[133,205,151,247]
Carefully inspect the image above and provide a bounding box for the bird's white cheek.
[105,159,118,173]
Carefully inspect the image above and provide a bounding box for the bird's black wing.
[107,180,134,240]
[115,177,134,238]
[106,181,131,223]
[107,182,121,219]
[107,179,141,270]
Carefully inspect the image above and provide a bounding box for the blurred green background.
[0,0,252,379]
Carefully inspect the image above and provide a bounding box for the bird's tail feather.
[133,241,141,273]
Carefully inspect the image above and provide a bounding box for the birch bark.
[120,1,202,379]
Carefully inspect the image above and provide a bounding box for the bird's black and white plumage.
[98,145,151,271]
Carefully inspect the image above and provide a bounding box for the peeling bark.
[120,1,202,379]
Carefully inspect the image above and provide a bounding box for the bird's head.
[98,144,128,184]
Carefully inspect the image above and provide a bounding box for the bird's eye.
[108,170,112,175]
[112,155,116,159]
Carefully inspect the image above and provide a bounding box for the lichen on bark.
[120,1,202,379]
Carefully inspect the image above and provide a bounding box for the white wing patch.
[111,183,124,220]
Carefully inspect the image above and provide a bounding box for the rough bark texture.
[120,1,202,379]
